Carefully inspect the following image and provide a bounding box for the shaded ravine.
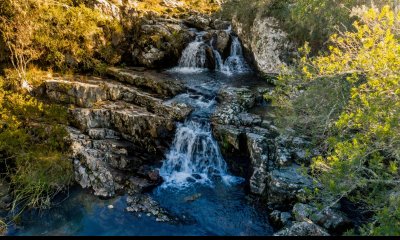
[7,28,273,236]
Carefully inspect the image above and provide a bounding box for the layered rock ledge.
[40,68,192,198]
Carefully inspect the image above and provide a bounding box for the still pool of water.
[8,181,273,236]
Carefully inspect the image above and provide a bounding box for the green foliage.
[0,218,5,235]
[0,73,73,210]
[0,0,124,78]
[273,6,400,235]
[221,0,398,53]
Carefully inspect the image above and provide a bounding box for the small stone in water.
[108,205,114,209]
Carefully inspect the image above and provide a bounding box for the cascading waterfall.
[160,94,242,189]
[173,27,250,75]
[162,26,249,189]
[175,32,208,73]
[216,36,250,75]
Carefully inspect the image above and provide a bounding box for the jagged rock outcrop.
[211,86,313,207]
[274,221,330,236]
[292,203,353,234]
[232,14,294,74]
[42,68,192,198]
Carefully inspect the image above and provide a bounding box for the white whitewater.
[162,26,249,189]
[173,28,250,75]
[174,32,208,73]
[160,95,242,189]
[216,36,250,75]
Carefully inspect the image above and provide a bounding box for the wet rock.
[126,194,171,222]
[247,133,271,195]
[266,165,313,206]
[274,221,330,236]
[184,193,202,202]
[212,124,243,153]
[212,30,231,57]
[128,177,158,193]
[269,210,292,229]
[137,165,162,183]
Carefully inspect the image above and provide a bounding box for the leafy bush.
[273,6,400,235]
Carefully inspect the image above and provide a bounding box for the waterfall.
[160,94,242,189]
[220,36,250,75]
[174,32,208,73]
[172,28,250,75]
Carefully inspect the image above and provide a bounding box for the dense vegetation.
[265,3,400,236]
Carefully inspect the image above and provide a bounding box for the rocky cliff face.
[40,68,192,198]
[231,13,295,75]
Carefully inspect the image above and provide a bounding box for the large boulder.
[211,30,231,57]
[266,165,313,206]
[130,19,193,68]
[232,14,294,75]
[184,14,211,30]
[269,210,293,229]
[274,221,330,236]
[292,203,353,234]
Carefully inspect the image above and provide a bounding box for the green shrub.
[272,6,400,235]
[0,75,73,210]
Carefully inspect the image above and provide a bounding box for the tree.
[303,6,400,235]
[0,0,42,91]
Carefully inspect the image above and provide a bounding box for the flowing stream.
[7,28,273,236]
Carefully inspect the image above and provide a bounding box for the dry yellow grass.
[123,0,220,16]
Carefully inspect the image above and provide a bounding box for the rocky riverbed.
[1,3,355,235]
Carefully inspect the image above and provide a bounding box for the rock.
[126,194,171,222]
[292,203,315,222]
[137,165,162,183]
[184,193,202,202]
[69,100,177,155]
[129,18,192,68]
[269,210,292,229]
[93,0,121,20]
[184,14,211,30]
[274,221,330,236]
[106,67,186,98]
[292,203,353,234]
[211,19,231,30]
[232,15,295,75]
[266,165,313,206]
[311,208,353,234]
[108,205,114,209]
[247,133,271,195]
[212,30,231,57]
[212,87,256,126]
